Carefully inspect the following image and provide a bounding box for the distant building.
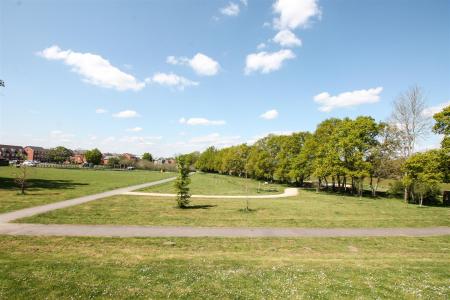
[122,153,138,161]
[154,157,176,165]
[0,144,24,161]
[103,155,119,165]
[24,146,49,162]
[70,150,87,164]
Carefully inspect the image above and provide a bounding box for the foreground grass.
[0,167,174,213]
[140,172,285,195]
[21,190,450,227]
[0,235,448,299]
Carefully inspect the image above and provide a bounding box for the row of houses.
[0,145,48,162]
[0,144,176,166]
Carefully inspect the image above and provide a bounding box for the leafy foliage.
[175,155,191,208]
[47,146,73,163]
[84,148,102,165]
[403,150,444,205]
[142,152,153,161]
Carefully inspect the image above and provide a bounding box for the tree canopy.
[85,148,102,165]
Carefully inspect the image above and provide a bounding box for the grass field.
[0,235,448,299]
[0,167,174,213]
[140,172,285,195]
[21,189,450,228]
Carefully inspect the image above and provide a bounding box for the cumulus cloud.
[145,73,198,90]
[37,45,145,91]
[422,100,450,117]
[179,117,226,126]
[273,0,321,30]
[95,108,107,114]
[119,135,162,146]
[167,53,220,76]
[314,87,383,112]
[220,2,240,16]
[273,30,302,47]
[112,110,140,118]
[126,127,143,132]
[50,130,74,142]
[260,109,279,120]
[257,43,267,50]
[245,49,295,74]
[189,133,241,146]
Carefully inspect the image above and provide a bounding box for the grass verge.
[20,190,450,228]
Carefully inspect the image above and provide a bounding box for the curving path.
[122,187,298,199]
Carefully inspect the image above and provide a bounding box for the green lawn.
[140,172,285,195]
[21,189,450,228]
[0,235,448,299]
[0,167,174,213]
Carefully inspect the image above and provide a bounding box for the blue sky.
[1,0,449,156]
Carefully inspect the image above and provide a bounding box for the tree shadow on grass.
[182,204,217,210]
[0,177,88,192]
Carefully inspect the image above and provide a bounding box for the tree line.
[193,86,449,205]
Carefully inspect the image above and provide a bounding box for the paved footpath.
[0,176,176,223]
[0,177,449,238]
[1,223,449,238]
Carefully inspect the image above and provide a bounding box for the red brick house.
[70,150,87,164]
[24,146,49,162]
[122,153,138,161]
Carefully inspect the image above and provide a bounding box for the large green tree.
[142,152,153,161]
[47,146,73,163]
[432,105,450,182]
[403,150,443,205]
[85,148,102,165]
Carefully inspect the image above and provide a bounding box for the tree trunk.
[373,177,380,197]
[404,186,409,203]
[419,194,423,206]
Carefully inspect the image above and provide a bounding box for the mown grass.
[0,235,448,299]
[21,189,450,228]
[140,172,285,195]
[0,167,174,213]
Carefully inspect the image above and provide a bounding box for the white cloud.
[167,53,220,76]
[112,110,140,118]
[119,136,162,146]
[220,2,240,16]
[240,0,248,6]
[37,45,145,91]
[127,127,143,132]
[257,43,267,50]
[145,73,198,90]
[273,30,302,47]
[273,0,321,30]
[95,108,107,114]
[422,100,450,117]
[179,117,226,126]
[314,87,383,112]
[189,133,241,146]
[260,109,279,120]
[245,49,295,74]
[50,130,74,142]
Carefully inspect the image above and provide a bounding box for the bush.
[387,180,404,198]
